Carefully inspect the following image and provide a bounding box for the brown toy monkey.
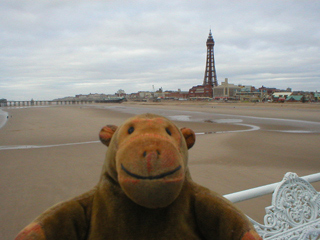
[16,113,261,240]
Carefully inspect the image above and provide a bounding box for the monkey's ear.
[180,127,196,149]
[99,125,118,146]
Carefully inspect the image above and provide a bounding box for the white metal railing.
[224,172,320,203]
[224,172,320,239]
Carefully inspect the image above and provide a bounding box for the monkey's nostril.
[143,150,160,157]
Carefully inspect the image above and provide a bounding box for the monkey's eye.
[165,128,172,136]
[128,126,134,134]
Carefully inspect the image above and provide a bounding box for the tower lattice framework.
[203,30,218,87]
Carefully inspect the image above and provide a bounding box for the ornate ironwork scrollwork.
[248,172,320,239]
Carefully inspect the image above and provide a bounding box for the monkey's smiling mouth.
[121,164,181,180]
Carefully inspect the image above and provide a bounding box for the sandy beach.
[1,102,320,239]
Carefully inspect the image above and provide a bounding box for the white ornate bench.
[224,172,320,239]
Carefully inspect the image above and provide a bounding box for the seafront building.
[212,78,241,100]
[188,85,214,99]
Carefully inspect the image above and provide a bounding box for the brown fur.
[16,113,261,240]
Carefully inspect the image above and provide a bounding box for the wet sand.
[1,102,319,239]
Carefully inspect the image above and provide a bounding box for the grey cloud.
[0,0,319,100]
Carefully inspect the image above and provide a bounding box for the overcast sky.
[1,0,319,100]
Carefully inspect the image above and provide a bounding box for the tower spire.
[203,30,218,87]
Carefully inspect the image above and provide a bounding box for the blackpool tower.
[203,30,218,87]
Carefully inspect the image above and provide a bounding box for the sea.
[0,108,8,129]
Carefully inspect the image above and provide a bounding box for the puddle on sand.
[169,115,191,121]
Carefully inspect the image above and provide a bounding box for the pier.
[0,100,94,107]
